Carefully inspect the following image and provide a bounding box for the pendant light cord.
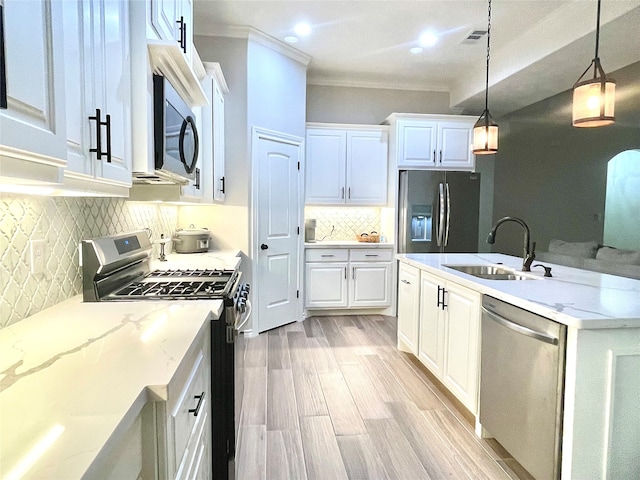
[594,0,601,59]
[484,0,492,113]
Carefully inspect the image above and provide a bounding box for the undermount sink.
[443,264,539,281]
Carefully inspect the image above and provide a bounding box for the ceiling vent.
[461,29,488,44]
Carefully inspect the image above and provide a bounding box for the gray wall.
[306,85,451,125]
[490,61,640,257]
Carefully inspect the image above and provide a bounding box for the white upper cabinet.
[305,124,388,205]
[150,0,194,64]
[386,114,476,171]
[203,62,228,203]
[305,129,346,204]
[0,0,67,186]
[62,0,132,195]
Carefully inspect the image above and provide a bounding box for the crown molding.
[306,72,450,93]
[197,24,311,67]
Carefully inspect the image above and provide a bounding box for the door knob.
[260,244,269,250]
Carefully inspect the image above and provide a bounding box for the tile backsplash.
[0,195,178,328]
[305,206,381,241]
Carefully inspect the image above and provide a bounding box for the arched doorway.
[603,149,640,249]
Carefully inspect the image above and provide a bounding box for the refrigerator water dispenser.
[411,205,432,242]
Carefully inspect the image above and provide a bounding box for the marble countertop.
[0,296,222,479]
[305,241,394,248]
[398,253,640,329]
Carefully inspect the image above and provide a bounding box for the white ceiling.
[193,0,640,116]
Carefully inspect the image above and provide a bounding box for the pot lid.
[175,224,210,236]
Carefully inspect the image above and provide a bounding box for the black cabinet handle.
[89,108,102,160]
[183,20,187,53]
[105,113,112,163]
[439,150,443,164]
[89,109,111,162]
[176,16,187,53]
[194,167,200,189]
[260,244,268,250]
[220,176,225,194]
[433,150,436,163]
[188,392,205,416]
[437,285,447,310]
[0,3,7,109]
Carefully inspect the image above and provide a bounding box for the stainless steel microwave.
[153,74,199,184]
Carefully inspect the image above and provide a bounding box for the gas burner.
[109,275,235,300]
[148,268,234,278]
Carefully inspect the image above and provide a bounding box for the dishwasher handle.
[482,307,559,345]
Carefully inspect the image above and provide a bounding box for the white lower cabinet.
[305,261,349,308]
[416,269,481,414]
[157,323,212,480]
[305,247,393,310]
[397,262,420,355]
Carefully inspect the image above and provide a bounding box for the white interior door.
[255,130,302,333]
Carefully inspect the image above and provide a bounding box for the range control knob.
[237,298,247,313]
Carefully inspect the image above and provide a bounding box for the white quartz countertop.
[398,253,640,329]
[150,249,241,270]
[0,296,222,479]
[305,241,394,248]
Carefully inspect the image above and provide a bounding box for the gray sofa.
[536,239,640,280]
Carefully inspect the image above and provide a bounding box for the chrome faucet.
[486,216,536,271]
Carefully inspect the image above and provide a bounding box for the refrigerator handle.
[437,183,445,246]
[444,183,451,246]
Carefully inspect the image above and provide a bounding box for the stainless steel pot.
[173,226,211,253]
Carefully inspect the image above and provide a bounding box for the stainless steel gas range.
[81,230,248,480]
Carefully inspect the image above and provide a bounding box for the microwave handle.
[179,115,199,174]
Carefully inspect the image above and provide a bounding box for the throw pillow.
[596,246,640,265]
[548,239,599,258]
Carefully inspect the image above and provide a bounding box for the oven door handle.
[235,299,252,332]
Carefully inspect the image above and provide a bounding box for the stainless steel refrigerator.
[398,170,481,253]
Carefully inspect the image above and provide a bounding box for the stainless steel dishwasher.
[480,295,567,480]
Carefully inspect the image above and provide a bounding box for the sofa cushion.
[548,239,599,259]
[583,259,640,280]
[535,251,587,269]
[595,246,640,265]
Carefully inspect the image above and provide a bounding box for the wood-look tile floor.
[234,315,534,480]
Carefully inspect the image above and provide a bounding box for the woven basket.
[356,232,380,243]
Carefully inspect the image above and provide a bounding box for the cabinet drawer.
[171,351,206,470]
[306,248,349,262]
[175,399,209,480]
[349,248,393,262]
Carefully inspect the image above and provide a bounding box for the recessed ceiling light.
[284,36,298,44]
[419,32,438,47]
[409,47,424,55]
[294,22,312,37]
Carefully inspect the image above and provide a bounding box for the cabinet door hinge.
[296,290,300,298]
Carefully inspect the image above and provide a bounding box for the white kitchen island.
[397,252,640,480]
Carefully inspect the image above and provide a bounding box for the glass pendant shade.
[572,76,616,127]
[473,110,498,154]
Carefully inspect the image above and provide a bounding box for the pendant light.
[572,0,615,127]
[473,0,498,155]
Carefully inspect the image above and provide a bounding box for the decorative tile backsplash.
[305,207,381,241]
[0,195,178,328]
